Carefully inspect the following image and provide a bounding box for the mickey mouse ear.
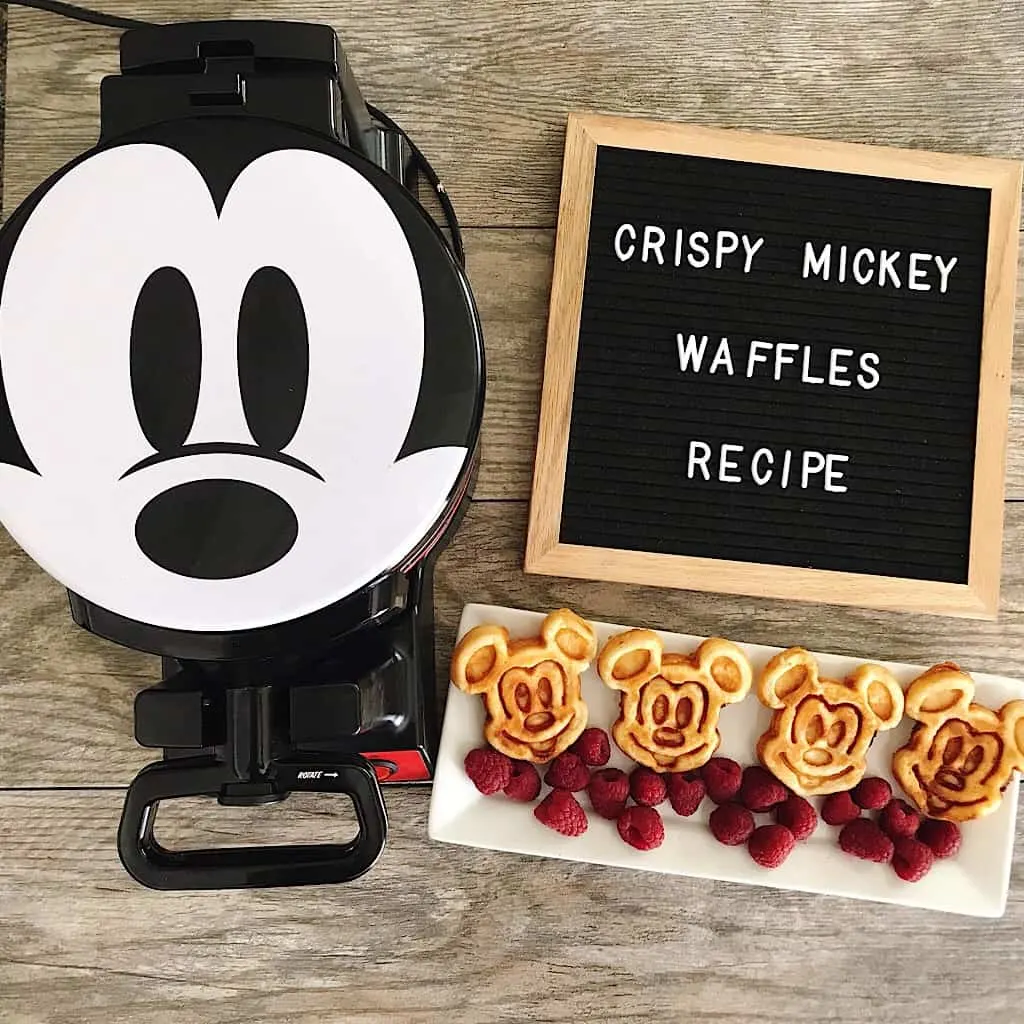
[903,665,973,724]
[540,609,597,668]
[597,629,662,692]
[1005,701,1024,766]
[450,624,510,695]
[697,638,753,701]
[758,647,818,709]
[850,664,904,730]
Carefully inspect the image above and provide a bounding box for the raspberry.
[701,757,742,804]
[569,727,611,767]
[587,768,630,820]
[544,752,590,792]
[617,805,665,851]
[503,760,541,802]
[838,818,894,863]
[534,789,588,837]
[852,776,892,811]
[708,802,755,846]
[773,795,817,841]
[629,766,668,806]
[892,836,934,882]
[748,824,797,869]
[667,772,706,817]
[821,791,861,826]
[464,746,512,795]
[917,818,962,859]
[738,765,788,812]
[878,799,921,840]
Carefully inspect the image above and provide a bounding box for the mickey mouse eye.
[675,697,694,729]
[237,266,309,451]
[537,677,554,708]
[652,694,670,724]
[130,267,202,452]
[942,735,964,765]
[963,745,985,774]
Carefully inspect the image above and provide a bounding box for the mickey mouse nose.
[135,479,297,579]
[936,769,966,792]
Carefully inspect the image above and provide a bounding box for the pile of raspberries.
[821,776,961,882]
[464,727,674,851]
[464,740,961,878]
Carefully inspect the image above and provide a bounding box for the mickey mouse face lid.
[0,109,483,635]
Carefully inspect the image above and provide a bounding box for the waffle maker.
[0,19,484,889]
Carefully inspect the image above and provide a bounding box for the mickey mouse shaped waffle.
[892,663,1024,822]
[450,609,597,763]
[757,647,904,797]
[597,630,752,773]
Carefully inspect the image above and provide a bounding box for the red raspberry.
[773,794,817,841]
[878,799,921,840]
[503,760,541,802]
[852,776,892,811]
[917,818,962,859]
[667,772,706,817]
[701,757,742,804]
[534,788,588,837]
[892,836,934,882]
[544,752,590,792]
[748,824,797,869]
[587,768,630,820]
[629,766,668,806]
[617,805,665,851]
[464,746,512,795]
[838,818,894,863]
[738,765,789,812]
[569,727,611,767]
[821,791,861,826]
[708,802,755,846]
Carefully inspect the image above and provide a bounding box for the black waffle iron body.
[0,21,484,889]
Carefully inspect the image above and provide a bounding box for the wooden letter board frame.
[526,113,1022,619]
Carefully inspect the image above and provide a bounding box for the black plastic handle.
[118,755,387,890]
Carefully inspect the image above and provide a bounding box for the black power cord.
[6,0,152,30]
[5,0,466,266]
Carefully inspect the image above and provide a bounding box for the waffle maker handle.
[117,755,387,889]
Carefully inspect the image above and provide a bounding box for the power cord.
[5,0,467,266]
[6,0,153,31]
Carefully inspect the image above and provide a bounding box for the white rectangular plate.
[428,604,1022,917]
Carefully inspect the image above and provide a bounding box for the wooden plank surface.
[2,789,1023,1024]
[3,2,1024,1022]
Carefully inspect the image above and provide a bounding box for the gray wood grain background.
[1,3,1023,1022]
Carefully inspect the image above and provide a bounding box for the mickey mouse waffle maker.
[0,20,484,889]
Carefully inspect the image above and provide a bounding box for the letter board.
[526,114,1022,618]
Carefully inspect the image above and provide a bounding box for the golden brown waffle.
[893,663,1024,822]
[450,608,597,762]
[596,629,752,773]
[756,647,904,797]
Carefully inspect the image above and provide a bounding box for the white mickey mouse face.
[0,144,469,632]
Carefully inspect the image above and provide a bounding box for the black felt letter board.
[560,145,991,584]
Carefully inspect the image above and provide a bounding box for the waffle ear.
[541,609,597,670]
[598,629,662,693]
[851,664,904,730]
[1001,700,1024,769]
[697,638,752,703]
[904,666,974,725]
[450,624,510,695]
[759,647,818,709]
